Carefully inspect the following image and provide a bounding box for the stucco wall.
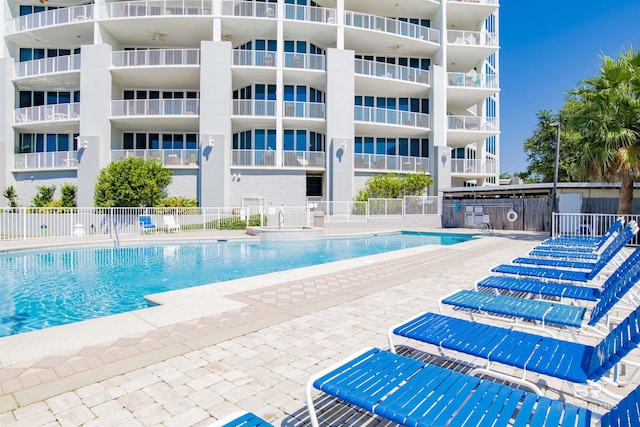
[12,171,77,207]
[228,170,307,207]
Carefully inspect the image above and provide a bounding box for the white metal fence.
[551,213,640,246]
[0,198,442,241]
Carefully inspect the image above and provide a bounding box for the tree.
[354,173,434,201]
[60,183,77,207]
[3,185,18,207]
[31,185,56,207]
[94,157,172,207]
[569,47,640,214]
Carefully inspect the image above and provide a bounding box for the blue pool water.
[0,232,472,337]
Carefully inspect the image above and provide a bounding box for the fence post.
[23,207,27,240]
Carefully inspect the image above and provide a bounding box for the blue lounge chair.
[492,222,638,283]
[476,274,602,302]
[138,215,157,233]
[307,347,640,427]
[539,217,624,249]
[209,411,272,427]
[440,245,640,336]
[388,306,640,403]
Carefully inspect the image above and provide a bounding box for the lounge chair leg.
[468,367,543,395]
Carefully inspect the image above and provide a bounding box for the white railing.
[282,151,325,168]
[354,153,429,173]
[283,53,325,70]
[111,149,199,167]
[104,1,213,18]
[283,4,336,23]
[232,50,276,67]
[283,101,325,119]
[5,4,93,34]
[447,71,497,88]
[232,100,277,116]
[355,59,430,84]
[246,205,309,228]
[232,149,276,167]
[112,49,200,67]
[15,55,81,79]
[111,99,200,116]
[355,106,430,128]
[448,115,498,131]
[448,0,499,5]
[451,159,498,174]
[552,213,640,246]
[448,30,498,47]
[404,196,440,215]
[14,103,80,123]
[344,12,440,44]
[368,198,403,217]
[221,1,276,18]
[13,151,79,170]
[308,201,368,223]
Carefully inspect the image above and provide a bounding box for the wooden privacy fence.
[442,198,550,232]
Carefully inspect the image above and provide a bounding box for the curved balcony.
[104,1,213,18]
[111,99,200,117]
[451,158,498,176]
[14,103,80,125]
[14,55,81,83]
[111,149,199,168]
[447,115,499,146]
[355,106,430,136]
[354,153,429,174]
[283,4,336,47]
[232,100,277,117]
[111,49,200,87]
[447,0,499,31]
[447,71,499,108]
[232,149,276,167]
[447,30,499,70]
[5,5,93,35]
[344,12,440,57]
[112,49,200,67]
[233,50,276,67]
[283,102,325,119]
[284,4,336,23]
[13,151,79,171]
[355,59,429,97]
[222,1,275,18]
[283,53,326,70]
[282,150,325,168]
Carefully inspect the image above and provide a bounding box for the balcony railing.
[221,1,276,18]
[355,106,430,128]
[448,0,499,5]
[355,59,430,84]
[111,149,199,167]
[111,99,200,116]
[448,30,498,47]
[15,103,80,123]
[448,71,497,88]
[344,12,440,44]
[284,4,336,23]
[283,102,325,119]
[15,55,81,79]
[232,149,276,167]
[5,5,93,34]
[283,53,325,70]
[451,159,498,174]
[13,151,79,170]
[354,153,429,173]
[104,1,213,18]
[448,115,498,131]
[112,49,200,67]
[233,100,277,117]
[282,150,325,168]
[232,50,276,67]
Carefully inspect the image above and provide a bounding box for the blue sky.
[498,0,640,174]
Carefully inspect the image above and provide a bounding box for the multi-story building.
[0,0,499,208]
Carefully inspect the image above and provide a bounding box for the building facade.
[1,0,499,208]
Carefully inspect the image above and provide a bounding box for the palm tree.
[569,47,640,214]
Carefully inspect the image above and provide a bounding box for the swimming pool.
[0,232,473,337]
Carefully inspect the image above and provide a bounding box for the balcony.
[105,1,213,18]
[111,149,199,167]
[111,99,200,116]
[15,55,81,80]
[282,151,325,168]
[447,115,499,146]
[451,159,498,175]
[447,0,499,31]
[447,71,499,108]
[447,30,499,70]
[5,5,93,35]
[344,12,440,57]
[284,4,336,23]
[283,53,326,70]
[283,102,325,119]
[14,103,80,124]
[232,149,276,167]
[112,49,200,67]
[232,100,277,117]
[13,151,79,170]
[233,50,276,67]
[355,107,430,136]
[355,59,429,97]
[354,153,429,174]
[222,1,276,18]
[356,59,430,84]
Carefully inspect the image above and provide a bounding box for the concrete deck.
[0,229,637,426]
